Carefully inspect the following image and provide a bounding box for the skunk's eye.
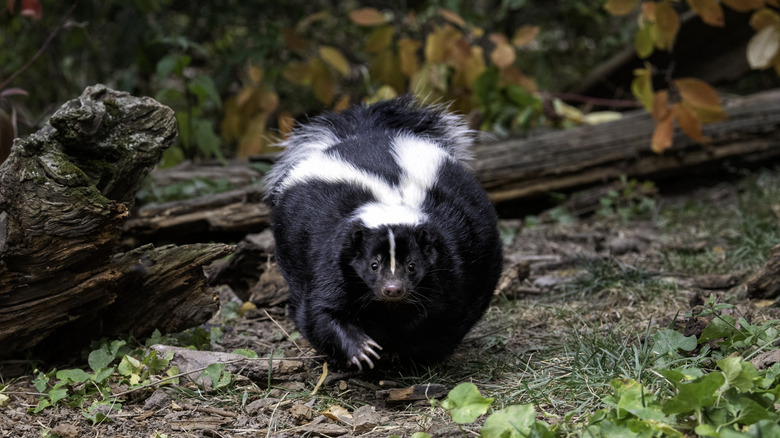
[407,262,416,272]
[371,262,379,271]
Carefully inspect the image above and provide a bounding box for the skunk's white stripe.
[388,228,396,274]
[277,135,451,229]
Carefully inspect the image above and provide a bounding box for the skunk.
[266,97,502,370]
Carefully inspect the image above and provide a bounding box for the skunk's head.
[346,224,437,303]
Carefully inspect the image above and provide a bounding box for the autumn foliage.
[606,0,780,152]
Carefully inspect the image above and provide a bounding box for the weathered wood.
[474,89,780,203]
[0,85,228,357]
[124,185,269,245]
[745,243,780,301]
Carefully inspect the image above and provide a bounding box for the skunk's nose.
[383,281,404,298]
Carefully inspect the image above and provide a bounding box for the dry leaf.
[364,25,395,53]
[655,0,680,49]
[721,0,764,13]
[512,25,540,48]
[439,9,465,27]
[398,38,421,78]
[652,90,671,121]
[674,103,708,143]
[318,46,350,77]
[687,0,724,27]
[651,112,675,153]
[748,8,780,31]
[349,7,387,26]
[604,0,639,15]
[675,78,722,110]
[747,25,780,69]
[490,43,516,69]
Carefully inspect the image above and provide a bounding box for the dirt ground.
[2,170,780,437]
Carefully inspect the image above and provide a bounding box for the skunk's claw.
[349,337,383,371]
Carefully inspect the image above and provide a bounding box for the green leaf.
[652,329,697,356]
[609,379,667,421]
[440,382,494,424]
[480,404,537,438]
[473,67,500,105]
[88,348,115,373]
[662,372,726,415]
[156,54,191,79]
[48,388,69,405]
[117,355,143,377]
[718,357,760,392]
[188,75,222,109]
[634,24,655,59]
[193,119,225,163]
[202,363,227,388]
[93,367,115,384]
[699,315,738,343]
[232,349,258,359]
[33,372,50,392]
[56,369,91,384]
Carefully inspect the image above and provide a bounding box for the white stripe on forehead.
[388,228,396,274]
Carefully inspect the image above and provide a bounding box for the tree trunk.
[0,85,228,357]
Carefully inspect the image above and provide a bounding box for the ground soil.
[2,171,779,438]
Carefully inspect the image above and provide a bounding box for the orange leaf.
[721,0,763,13]
[349,8,387,26]
[398,38,421,78]
[319,46,350,77]
[687,0,724,27]
[604,0,639,16]
[642,2,655,20]
[750,8,780,31]
[489,33,509,45]
[439,9,465,27]
[512,25,540,48]
[674,78,721,110]
[333,95,352,112]
[651,112,675,153]
[247,65,263,85]
[277,111,295,139]
[364,25,395,53]
[655,0,680,49]
[652,90,671,121]
[674,103,708,143]
[490,43,516,69]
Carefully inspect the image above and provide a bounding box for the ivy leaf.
[56,369,91,384]
[480,404,539,438]
[652,329,697,356]
[662,372,725,415]
[88,348,115,373]
[604,0,639,16]
[440,382,494,424]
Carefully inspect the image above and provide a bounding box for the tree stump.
[0,85,230,357]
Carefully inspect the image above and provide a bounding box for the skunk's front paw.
[348,336,382,371]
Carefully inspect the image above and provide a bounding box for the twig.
[0,1,79,91]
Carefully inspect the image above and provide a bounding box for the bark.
[474,89,780,203]
[0,85,228,357]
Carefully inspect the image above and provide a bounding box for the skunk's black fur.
[266,97,502,370]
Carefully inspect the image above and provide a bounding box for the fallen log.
[475,89,780,203]
[0,85,228,357]
[124,88,780,246]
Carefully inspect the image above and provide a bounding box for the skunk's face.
[348,224,437,302]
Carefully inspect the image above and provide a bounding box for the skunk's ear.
[415,225,438,260]
[343,221,365,256]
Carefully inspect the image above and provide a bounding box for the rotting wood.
[0,85,229,357]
